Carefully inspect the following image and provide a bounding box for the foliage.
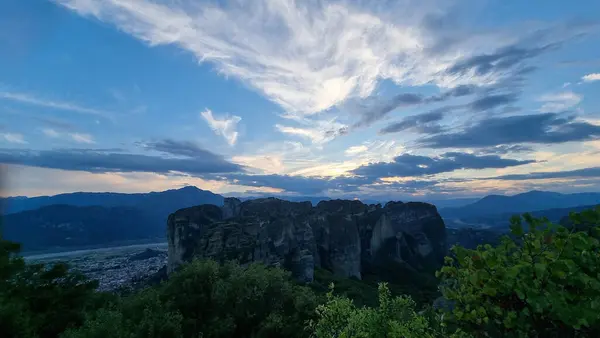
[66,259,322,338]
[437,207,600,337]
[308,283,446,338]
[61,288,183,338]
[0,235,102,338]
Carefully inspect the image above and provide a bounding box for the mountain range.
[440,190,600,219]
[2,188,599,252]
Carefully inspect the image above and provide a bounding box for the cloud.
[485,166,600,181]
[353,85,476,128]
[352,93,424,128]
[582,73,600,82]
[275,116,348,145]
[351,152,535,178]
[420,113,600,148]
[42,128,61,138]
[345,145,369,156]
[537,91,582,113]
[55,0,579,121]
[69,133,95,144]
[476,144,535,155]
[142,139,226,161]
[0,133,27,144]
[446,44,557,77]
[200,109,241,146]
[0,91,111,118]
[469,93,518,111]
[379,110,445,134]
[0,148,243,176]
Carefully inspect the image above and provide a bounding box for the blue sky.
[1,0,600,200]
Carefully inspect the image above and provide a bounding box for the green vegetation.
[1,206,599,338]
[437,207,600,337]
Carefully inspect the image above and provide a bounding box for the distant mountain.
[2,204,163,251]
[1,186,224,215]
[421,198,481,209]
[0,186,224,251]
[440,190,600,219]
[444,203,600,230]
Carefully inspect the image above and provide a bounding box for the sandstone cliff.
[167,197,446,282]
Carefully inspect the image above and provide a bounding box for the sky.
[0,0,600,200]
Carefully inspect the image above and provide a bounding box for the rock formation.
[167,197,446,282]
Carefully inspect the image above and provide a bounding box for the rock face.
[167,197,446,282]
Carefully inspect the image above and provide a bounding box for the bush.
[308,282,445,338]
[66,259,322,338]
[437,207,600,337]
[0,236,101,338]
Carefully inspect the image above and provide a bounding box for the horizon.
[3,185,599,204]
[1,0,600,199]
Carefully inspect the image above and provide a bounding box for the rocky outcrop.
[167,197,446,282]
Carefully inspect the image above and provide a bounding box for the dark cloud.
[428,85,477,102]
[447,44,558,76]
[353,85,477,128]
[215,173,377,195]
[379,110,445,135]
[215,173,329,195]
[420,113,600,148]
[142,139,225,161]
[351,152,535,178]
[469,93,518,111]
[0,148,242,175]
[353,93,424,128]
[484,167,600,181]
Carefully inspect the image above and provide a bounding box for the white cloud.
[0,91,111,118]
[42,128,61,138]
[537,91,582,113]
[54,0,524,118]
[0,133,27,144]
[275,117,347,145]
[582,73,600,82]
[345,145,368,156]
[70,133,95,144]
[200,108,241,146]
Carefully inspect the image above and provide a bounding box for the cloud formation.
[446,44,557,78]
[0,133,27,144]
[485,166,600,181]
[582,73,600,82]
[469,93,518,111]
[0,147,242,175]
[352,152,535,178]
[420,113,600,148]
[55,0,563,120]
[275,117,348,145]
[0,91,111,118]
[200,109,241,146]
[142,139,227,162]
[537,91,582,113]
[70,133,95,144]
[379,110,444,134]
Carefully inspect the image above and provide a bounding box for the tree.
[437,207,600,337]
[0,235,100,338]
[308,283,445,338]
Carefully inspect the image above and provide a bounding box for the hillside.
[1,186,224,215]
[444,203,600,230]
[440,190,600,219]
[1,186,225,251]
[2,204,164,251]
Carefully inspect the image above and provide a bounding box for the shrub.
[308,283,445,338]
[437,207,600,337]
